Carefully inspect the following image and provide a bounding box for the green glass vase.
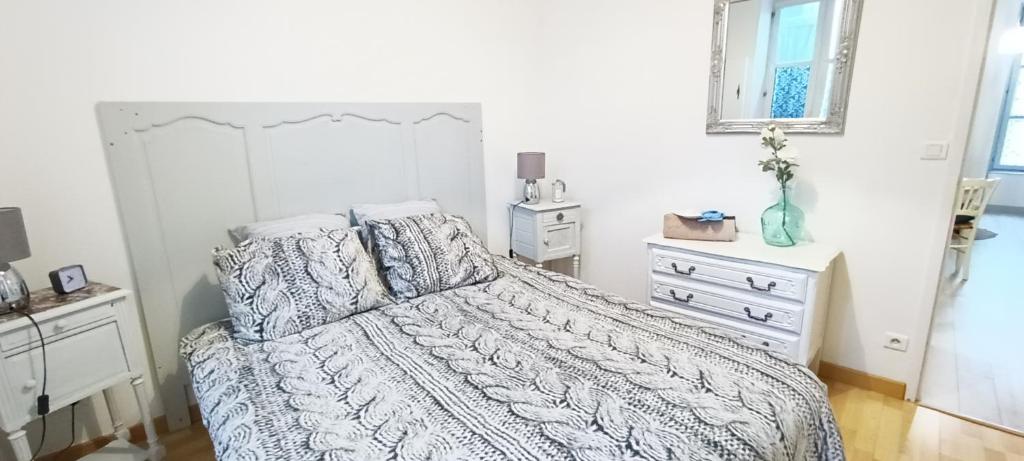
[761,186,804,247]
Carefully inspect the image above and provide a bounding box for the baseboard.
[36,404,201,461]
[817,361,907,399]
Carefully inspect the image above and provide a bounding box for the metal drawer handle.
[670,263,696,276]
[761,341,770,347]
[743,307,773,323]
[746,277,776,292]
[556,212,565,222]
[668,289,693,303]
[543,238,550,246]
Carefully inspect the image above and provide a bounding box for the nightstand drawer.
[0,301,117,353]
[3,322,130,427]
[651,248,808,302]
[540,208,579,225]
[651,275,803,334]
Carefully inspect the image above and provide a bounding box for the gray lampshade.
[0,208,30,263]
[517,152,546,180]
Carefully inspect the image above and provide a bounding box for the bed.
[100,102,843,459]
[181,257,844,461]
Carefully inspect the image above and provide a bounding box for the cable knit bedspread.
[180,258,845,461]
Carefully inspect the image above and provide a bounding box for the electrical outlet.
[884,332,909,352]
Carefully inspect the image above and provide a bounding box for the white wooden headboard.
[97,102,486,429]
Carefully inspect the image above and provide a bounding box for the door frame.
[906,0,999,401]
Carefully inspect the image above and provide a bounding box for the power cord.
[54,401,79,461]
[13,310,49,461]
[508,200,525,258]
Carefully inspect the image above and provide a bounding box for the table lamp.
[517,152,545,205]
[0,207,31,310]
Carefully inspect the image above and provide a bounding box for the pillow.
[350,199,441,230]
[367,213,498,299]
[212,228,392,342]
[228,213,347,245]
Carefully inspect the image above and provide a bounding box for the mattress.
[181,257,844,460]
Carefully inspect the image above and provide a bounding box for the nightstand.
[0,284,163,461]
[510,201,582,278]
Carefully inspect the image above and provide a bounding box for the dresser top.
[0,283,124,324]
[644,233,840,272]
[509,200,581,212]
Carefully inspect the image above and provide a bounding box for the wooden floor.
[830,380,1024,460]
[154,378,1024,461]
[920,212,1024,432]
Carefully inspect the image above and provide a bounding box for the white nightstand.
[0,284,163,461]
[510,201,582,278]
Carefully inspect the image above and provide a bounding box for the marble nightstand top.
[0,283,121,324]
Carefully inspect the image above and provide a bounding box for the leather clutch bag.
[663,213,737,242]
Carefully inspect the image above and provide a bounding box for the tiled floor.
[920,211,1024,433]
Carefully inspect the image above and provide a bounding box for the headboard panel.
[97,102,485,429]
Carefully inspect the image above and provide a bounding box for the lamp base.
[523,179,541,205]
[0,263,30,311]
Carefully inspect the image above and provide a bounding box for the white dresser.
[644,233,839,368]
[511,201,582,278]
[0,284,163,461]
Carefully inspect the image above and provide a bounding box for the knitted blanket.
[181,258,844,461]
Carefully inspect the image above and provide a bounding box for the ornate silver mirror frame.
[706,0,863,134]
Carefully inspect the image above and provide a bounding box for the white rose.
[778,147,800,162]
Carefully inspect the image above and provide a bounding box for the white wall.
[965,0,1021,180]
[0,0,540,456]
[0,0,996,455]
[990,172,1024,207]
[964,0,1024,210]
[530,0,990,390]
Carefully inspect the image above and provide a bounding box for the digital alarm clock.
[48,264,88,295]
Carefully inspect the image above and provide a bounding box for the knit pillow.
[213,228,392,342]
[367,214,498,299]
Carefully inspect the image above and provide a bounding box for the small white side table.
[510,201,582,278]
[0,284,164,461]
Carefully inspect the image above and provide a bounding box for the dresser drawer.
[652,300,799,359]
[2,322,131,427]
[0,301,117,353]
[651,248,808,302]
[651,275,803,334]
[709,318,798,358]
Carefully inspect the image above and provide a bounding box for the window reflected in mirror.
[720,0,843,120]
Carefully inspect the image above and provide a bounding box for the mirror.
[707,0,863,133]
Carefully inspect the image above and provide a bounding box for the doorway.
[918,0,1024,434]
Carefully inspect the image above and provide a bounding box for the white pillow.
[349,200,442,245]
[228,213,347,245]
[349,199,441,228]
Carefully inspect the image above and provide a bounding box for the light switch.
[921,142,949,160]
